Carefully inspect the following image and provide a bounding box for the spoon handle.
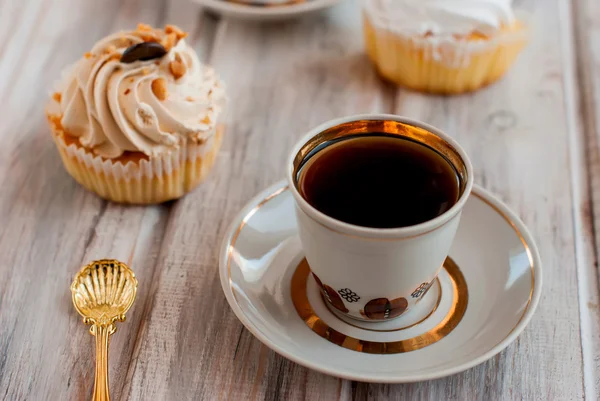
[91,324,114,401]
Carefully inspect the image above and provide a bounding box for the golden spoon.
[71,260,138,401]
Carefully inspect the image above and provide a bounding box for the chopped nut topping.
[151,78,168,100]
[140,33,159,43]
[84,52,93,59]
[133,23,162,43]
[165,24,187,41]
[161,33,177,52]
[169,53,186,80]
[137,23,153,32]
[200,116,211,124]
[52,92,62,103]
[124,89,131,95]
[185,96,194,101]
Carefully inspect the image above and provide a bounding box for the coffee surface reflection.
[297,134,460,229]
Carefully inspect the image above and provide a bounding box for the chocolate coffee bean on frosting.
[120,42,167,64]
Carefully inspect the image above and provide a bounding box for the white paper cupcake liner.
[47,113,224,204]
[363,10,530,93]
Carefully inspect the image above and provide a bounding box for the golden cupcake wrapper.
[48,115,223,204]
[363,13,529,94]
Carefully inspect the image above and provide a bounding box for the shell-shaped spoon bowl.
[71,259,137,327]
[71,259,137,401]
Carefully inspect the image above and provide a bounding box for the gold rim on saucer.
[225,184,536,358]
[291,257,468,354]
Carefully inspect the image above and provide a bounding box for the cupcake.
[363,0,528,94]
[46,24,226,204]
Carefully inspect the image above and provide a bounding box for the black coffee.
[297,134,460,228]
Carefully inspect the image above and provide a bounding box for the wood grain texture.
[0,0,202,399]
[123,2,391,399]
[0,0,599,399]
[354,0,587,399]
[572,0,600,398]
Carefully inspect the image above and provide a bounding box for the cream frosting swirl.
[364,0,517,37]
[55,25,226,158]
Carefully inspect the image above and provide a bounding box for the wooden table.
[1,0,599,399]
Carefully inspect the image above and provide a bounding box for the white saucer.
[196,0,343,21]
[219,181,542,382]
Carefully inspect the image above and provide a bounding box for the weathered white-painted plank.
[0,0,597,399]
[122,1,392,399]
[571,0,600,398]
[357,1,586,399]
[0,0,206,399]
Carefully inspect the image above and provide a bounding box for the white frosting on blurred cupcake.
[364,0,516,37]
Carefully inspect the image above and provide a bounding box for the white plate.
[219,181,542,382]
[196,0,343,21]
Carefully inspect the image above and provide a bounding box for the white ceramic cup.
[287,114,474,321]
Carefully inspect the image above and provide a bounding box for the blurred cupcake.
[46,24,226,204]
[363,0,529,94]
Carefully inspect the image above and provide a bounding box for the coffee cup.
[286,114,473,321]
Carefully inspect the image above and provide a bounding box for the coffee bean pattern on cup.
[362,297,409,320]
[312,272,348,313]
[312,271,434,320]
